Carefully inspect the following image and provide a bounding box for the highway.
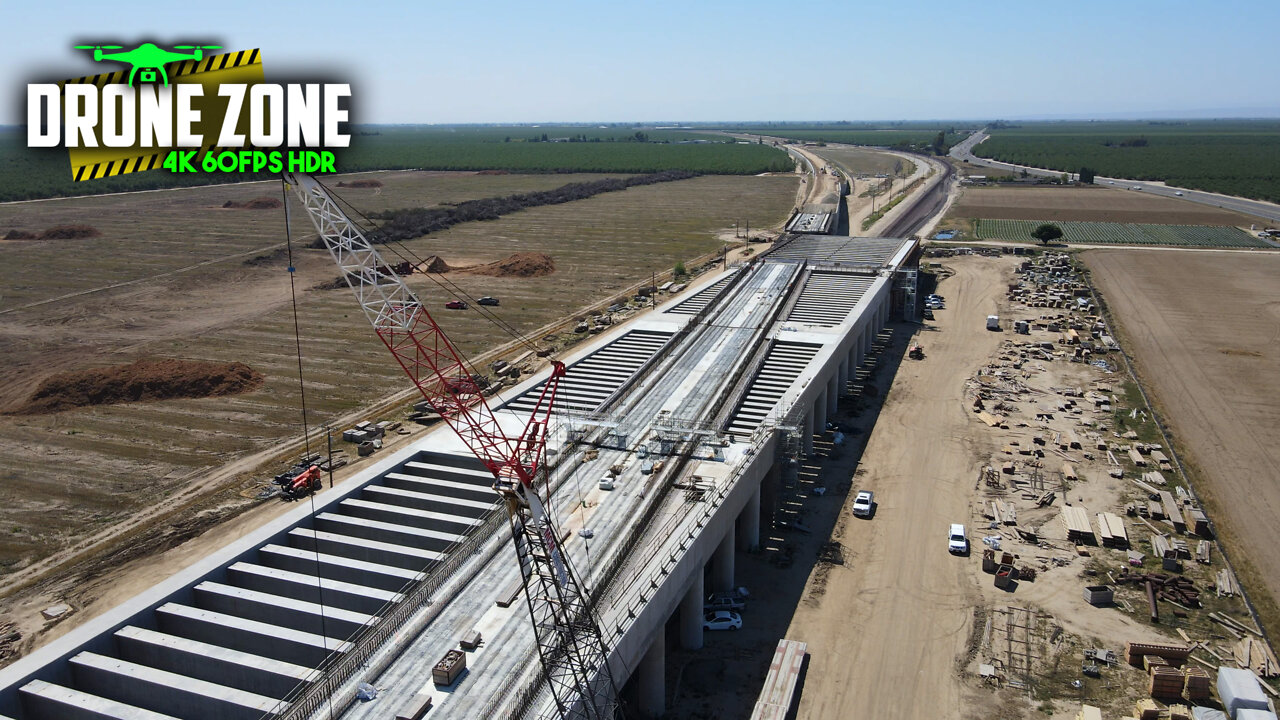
[951,130,1280,223]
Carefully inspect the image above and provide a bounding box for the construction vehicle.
[283,173,616,719]
[276,464,322,501]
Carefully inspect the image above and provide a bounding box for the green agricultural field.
[973,218,1272,248]
[0,125,793,202]
[975,121,1280,203]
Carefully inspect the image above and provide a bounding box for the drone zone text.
[26,83,351,149]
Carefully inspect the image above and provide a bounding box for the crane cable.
[281,179,338,720]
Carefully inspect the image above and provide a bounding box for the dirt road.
[1085,249,1280,631]
[789,256,1016,720]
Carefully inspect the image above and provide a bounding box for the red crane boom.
[283,173,615,719]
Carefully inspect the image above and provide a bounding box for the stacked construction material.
[1182,665,1211,701]
[1096,512,1129,548]
[1061,505,1096,544]
[1150,664,1185,699]
[1117,572,1201,608]
[1134,698,1160,720]
[1125,641,1191,667]
[1218,666,1270,717]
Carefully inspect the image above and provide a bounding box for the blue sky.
[5,0,1278,123]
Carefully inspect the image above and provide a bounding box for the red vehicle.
[444,300,468,310]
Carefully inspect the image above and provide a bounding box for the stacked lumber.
[1144,655,1170,671]
[1129,447,1149,466]
[1141,470,1168,486]
[1096,512,1129,548]
[1183,666,1211,701]
[1217,569,1243,597]
[1152,534,1175,559]
[977,411,1005,427]
[1063,462,1079,482]
[1159,491,1186,532]
[1187,507,1211,536]
[1075,705,1103,720]
[1126,641,1192,667]
[1061,506,1096,543]
[1167,704,1192,720]
[1134,699,1160,720]
[1150,665,1185,698]
[1150,449,1172,470]
[1234,636,1280,678]
[1195,540,1211,564]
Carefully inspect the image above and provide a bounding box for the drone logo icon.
[74,42,223,86]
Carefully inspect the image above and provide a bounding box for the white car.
[852,490,874,517]
[599,476,615,491]
[703,610,742,631]
[948,524,969,555]
[1174,191,1184,196]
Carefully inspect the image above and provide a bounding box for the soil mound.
[336,179,384,188]
[223,197,283,209]
[39,225,101,240]
[475,169,510,176]
[4,229,37,240]
[466,252,555,278]
[419,255,450,273]
[14,358,264,414]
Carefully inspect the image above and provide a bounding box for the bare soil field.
[1085,249,1280,634]
[949,186,1270,226]
[0,170,796,659]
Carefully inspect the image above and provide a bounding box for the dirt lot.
[949,186,1271,226]
[783,256,1015,720]
[1086,249,1280,635]
[0,170,797,661]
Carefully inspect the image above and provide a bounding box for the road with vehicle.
[951,130,1280,223]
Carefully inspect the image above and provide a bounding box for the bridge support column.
[803,409,814,457]
[838,356,849,400]
[680,571,704,650]
[713,527,735,592]
[814,390,827,434]
[638,630,665,719]
[827,374,839,416]
[739,486,761,551]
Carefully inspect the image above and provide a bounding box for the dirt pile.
[223,197,283,210]
[419,255,450,273]
[9,225,103,240]
[13,358,264,414]
[465,252,555,277]
[336,179,383,188]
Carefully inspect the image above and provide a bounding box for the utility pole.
[325,425,334,489]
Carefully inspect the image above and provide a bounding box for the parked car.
[948,523,969,555]
[477,296,500,306]
[607,304,624,313]
[852,490,874,517]
[599,475,615,491]
[922,308,935,321]
[927,294,945,302]
[704,592,746,612]
[703,610,742,631]
[444,300,468,310]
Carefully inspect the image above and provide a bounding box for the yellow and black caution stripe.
[63,49,264,182]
